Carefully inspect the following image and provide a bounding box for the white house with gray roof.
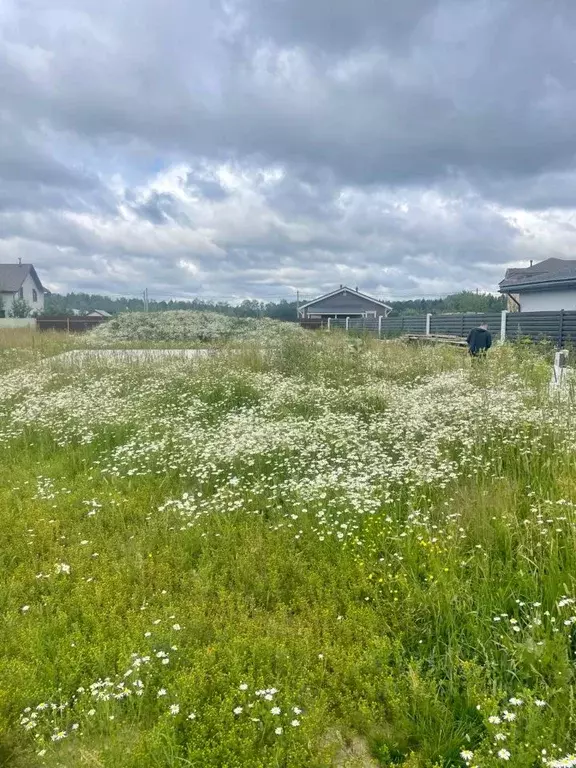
[499,258,576,312]
[298,286,392,320]
[0,263,48,315]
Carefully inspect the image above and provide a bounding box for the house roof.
[299,286,392,312]
[499,258,576,292]
[0,263,47,293]
[88,309,112,317]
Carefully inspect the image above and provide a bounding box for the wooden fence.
[36,316,107,333]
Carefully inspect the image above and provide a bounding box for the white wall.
[0,274,44,313]
[20,273,45,311]
[521,289,576,312]
[0,318,37,329]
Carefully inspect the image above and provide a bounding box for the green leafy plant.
[9,297,32,318]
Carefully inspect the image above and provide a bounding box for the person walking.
[467,322,492,358]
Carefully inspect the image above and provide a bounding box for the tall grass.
[0,329,76,373]
[0,336,575,767]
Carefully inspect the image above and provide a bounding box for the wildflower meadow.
[2,326,576,767]
[88,310,306,345]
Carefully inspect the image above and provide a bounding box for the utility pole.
[296,290,300,320]
[143,288,149,312]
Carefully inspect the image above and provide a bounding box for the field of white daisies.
[2,323,576,767]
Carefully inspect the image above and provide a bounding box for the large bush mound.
[88,310,304,344]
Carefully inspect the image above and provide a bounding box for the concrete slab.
[49,348,215,365]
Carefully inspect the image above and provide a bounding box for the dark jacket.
[467,327,492,355]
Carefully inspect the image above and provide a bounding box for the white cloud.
[1,0,576,300]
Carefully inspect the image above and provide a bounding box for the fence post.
[345,317,349,332]
[500,310,507,344]
[425,313,431,336]
[559,309,565,348]
[66,317,70,334]
[378,315,383,339]
[327,317,331,331]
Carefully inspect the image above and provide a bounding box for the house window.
[19,287,24,300]
[32,289,38,303]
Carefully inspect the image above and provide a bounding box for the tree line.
[42,291,506,319]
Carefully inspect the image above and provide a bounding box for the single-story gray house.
[499,258,576,312]
[298,286,392,320]
[0,263,48,315]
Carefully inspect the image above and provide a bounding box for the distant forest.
[44,291,506,319]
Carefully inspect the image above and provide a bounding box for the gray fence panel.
[381,317,404,332]
[462,313,502,335]
[322,310,576,347]
[504,311,576,346]
[506,312,562,344]
[562,312,576,347]
[348,318,379,333]
[381,317,406,333]
[430,315,466,336]
[403,316,427,333]
[431,313,502,337]
[379,316,426,334]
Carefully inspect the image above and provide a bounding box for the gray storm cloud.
[1,0,576,299]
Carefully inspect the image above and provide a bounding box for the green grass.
[0,335,575,767]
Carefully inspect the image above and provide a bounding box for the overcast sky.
[1,0,576,301]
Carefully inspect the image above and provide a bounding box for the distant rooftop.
[499,258,576,292]
[0,263,47,293]
[298,285,392,312]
